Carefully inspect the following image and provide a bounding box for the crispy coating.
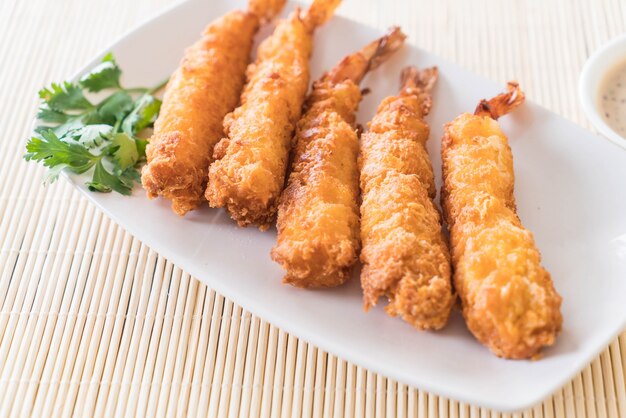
[142,1,285,216]
[441,83,562,359]
[272,80,362,287]
[359,67,454,330]
[248,0,287,22]
[206,0,341,230]
[272,28,406,288]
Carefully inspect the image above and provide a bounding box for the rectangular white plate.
[53,0,626,412]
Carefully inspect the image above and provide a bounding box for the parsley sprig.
[25,53,167,195]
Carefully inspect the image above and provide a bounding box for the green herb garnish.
[25,53,167,195]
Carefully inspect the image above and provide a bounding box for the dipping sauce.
[598,59,626,137]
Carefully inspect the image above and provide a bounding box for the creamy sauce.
[598,59,626,137]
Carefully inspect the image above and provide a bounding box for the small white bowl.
[579,34,626,149]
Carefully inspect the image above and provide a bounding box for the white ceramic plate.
[53,0,626,412]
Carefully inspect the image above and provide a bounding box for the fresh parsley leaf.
[86,181,111,193]
[44,164,69,185]
[106,132,139,170]
[66,124,112,148]
[96,91,134,124]
[39,81,93,111]
[118,165,141,184]
[87,160,132,195]
[34,126,49,135]
[37,105,71,124]
[121,94,162,136]
[79,53,122,92]
[136,138,148,160]
[25,130,98,179]
[26,52,167,196]
[54,116,91,138]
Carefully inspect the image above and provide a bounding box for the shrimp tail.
[327,26,406,85]
[400,66,438,116]
[301,0,342,32]
[248,0,287,22]
[474,81,525,120]
[364,27,407,75]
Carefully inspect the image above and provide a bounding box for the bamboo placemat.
[1,0,625,416]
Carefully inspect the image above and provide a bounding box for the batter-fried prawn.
[206,0,342,230]
[248,0,287,22]
[141,0,286,216]
[359,66,454,330]
[271,28,406,288]
[441,82,562,359]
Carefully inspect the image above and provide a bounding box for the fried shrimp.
[271,28,407,288]
[141,0,286,216]
[359,67,454,330]
[441,83,562,359]
[206,0,342,230]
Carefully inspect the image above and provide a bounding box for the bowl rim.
[578,33,626,150]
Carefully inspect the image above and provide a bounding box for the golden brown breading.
[206,0,341,230]
[248,0,287,21]
[142,0,285,216]
[359,67,454,330]
[272,85,361,288]
[271,28,406,288]
[441,83,562,359]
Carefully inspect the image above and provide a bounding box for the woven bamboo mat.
[1,0,625,416]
